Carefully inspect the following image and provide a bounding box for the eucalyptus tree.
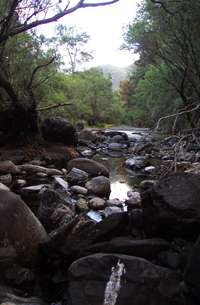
[0,0,119,138]
[56,25,93,74]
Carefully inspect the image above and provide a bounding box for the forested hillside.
[100,65,131,89]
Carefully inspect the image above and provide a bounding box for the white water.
[103,260,126,305]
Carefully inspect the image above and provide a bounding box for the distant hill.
[99,64,135,89]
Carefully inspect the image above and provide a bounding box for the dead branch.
[154,103,200,131]
[37,102,72,111]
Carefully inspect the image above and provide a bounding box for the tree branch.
[155,103,200,131]
[150,0,174,15]
[37,102,72,111]
[27,56,56,89]
[0,0,120,43]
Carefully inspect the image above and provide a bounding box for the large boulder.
[0,190,47,266]
[80,237,169,259]
[78,128,97,143]
[67,253,182,305]
[125,156,149,170]
[38,186,74,232]
[109,134,128,144]
[184,235,200,303]
[142,172,200,238]
[66,168,89,186]
[0,160,19,174]
[42,213,130,259]
[41,117,77,146]
[85,176,111,198]
[67,158,109,177]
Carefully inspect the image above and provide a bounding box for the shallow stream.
[93,127,152,201]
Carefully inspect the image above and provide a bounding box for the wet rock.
[81,237,169,259]
[67,158,109,177]
[71,185,88,195]
[66,168,89,186]
[14,179,26,187]
[0,285,47,304]
[54,176,69,191]
[0,190,47,266]
[89,197,106,210]
[139,179,157,189]
[87,210,103,222]
[41,116,77,146]
[78,128,97,143]
[109,134,128,144]
[142,172,200,238]
[104,206,123,216]
[125,156,148,170]
[36,172,48,178]
[38,186,74,232]
[85,176,111,198]
[108,143,125,151]
[20,184,48,195]
[0,160,19,174]
[60,213,130,258]
[80,148,94,158]
[0,182,10,191]
[125,191,141,209]
[68,253,182,305]
[18,164,62,176]
[19,184,49,210]
[0,173,12,186]
[76,198,89,212]
[105,130,129,142]
[107,198,123,207]
[144,165,156,174]
[132,142,153,155]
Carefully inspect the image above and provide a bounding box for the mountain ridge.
[98,64,134,89]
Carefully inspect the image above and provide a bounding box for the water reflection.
[110,180,132,201]
[93,155,144,201]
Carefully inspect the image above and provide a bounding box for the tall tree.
[56,25,93,74]
[0,0,119,138]
[123,0,200,129]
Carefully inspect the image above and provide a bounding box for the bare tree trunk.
[0,73,39,138]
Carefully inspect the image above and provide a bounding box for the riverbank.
[0,125,199,304]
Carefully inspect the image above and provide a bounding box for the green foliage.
[40,68,124,126]
[121,0,200,130]
[55,25,93,74]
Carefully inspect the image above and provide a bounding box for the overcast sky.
[42,0,139,68]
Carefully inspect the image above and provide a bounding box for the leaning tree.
[0,0,119,138]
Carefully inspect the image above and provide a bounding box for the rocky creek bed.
[0,119,200,305]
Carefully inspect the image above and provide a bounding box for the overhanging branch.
[0,0,120,43]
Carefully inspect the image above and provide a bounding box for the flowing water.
[93,127,151,201]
